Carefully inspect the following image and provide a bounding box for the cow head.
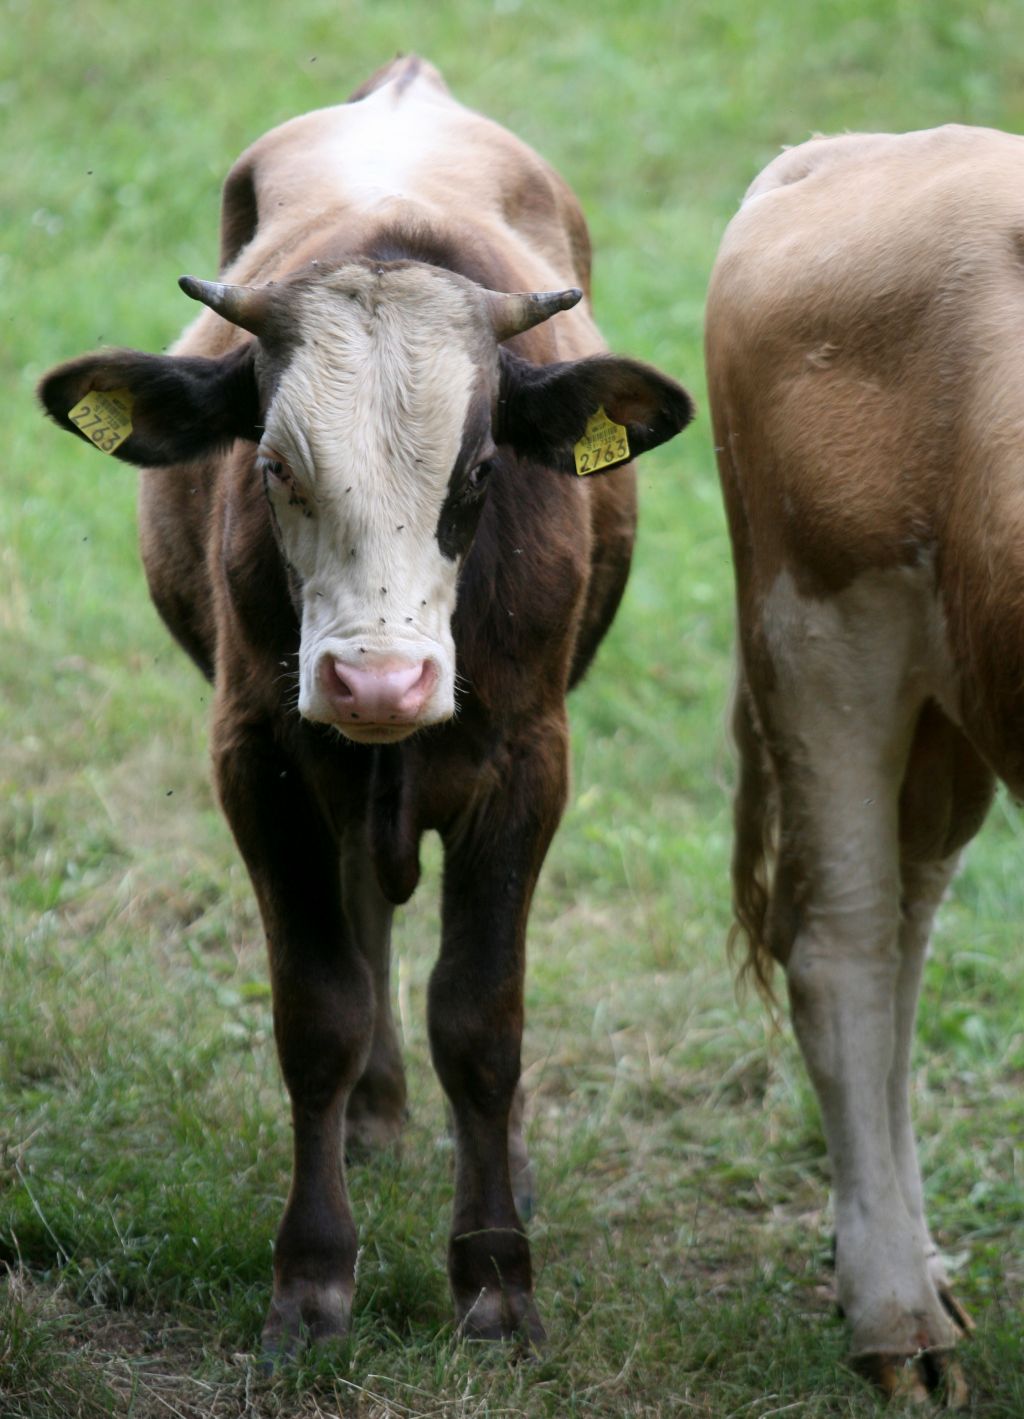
[39,260,693,742]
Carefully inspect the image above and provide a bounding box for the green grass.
[3,1,1024,1415]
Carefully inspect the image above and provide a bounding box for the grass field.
[3,1,1024,1415]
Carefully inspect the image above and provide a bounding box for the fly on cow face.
[240,260,501,743]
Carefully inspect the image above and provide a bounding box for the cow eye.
[468,458,494,491]
[256,449,288,486]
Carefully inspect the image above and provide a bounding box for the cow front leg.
[427,725,568,1345]
[214,723,373,1356]
[340,828,407,1157]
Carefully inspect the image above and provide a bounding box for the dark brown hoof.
[259,1280,351,1369]
[345,1077,408,1162]
[852,1349,968,1408]
[457,1287,546,1350]
[344,1108,406,1164]
[345,1064,408,1162]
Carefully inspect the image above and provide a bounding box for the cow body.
[704,124,1024,1398]
[40,58,692,1353]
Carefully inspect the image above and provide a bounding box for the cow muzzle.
[312,653,441,741]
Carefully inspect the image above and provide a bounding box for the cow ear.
[38,343,259,467]
[497,349,694,474]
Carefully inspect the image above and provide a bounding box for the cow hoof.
[457,1287,547,1350]
[852,1349,968,1409]
[259,1281,352,1368]
[344,1106,406,1162]
[345,1063,408,1163]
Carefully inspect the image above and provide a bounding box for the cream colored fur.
[260,264,485,729]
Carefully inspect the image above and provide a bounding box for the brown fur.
[706,124,1019,1386]
[40,56,692,1353]
[707,124,1024,987]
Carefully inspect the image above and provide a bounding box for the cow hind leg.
[864,704,995,1401]
[848,852,968,1403]
[340,829,407,1157]
[855,859,983,1406]
[507,1080,535,1222]
[891,859,964,1304]
[776,771,963,1371]
[728,671,777,994]
[751,572,975,1395]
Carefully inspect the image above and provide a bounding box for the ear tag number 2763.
[67,389,134,454]
[574,406,630,477]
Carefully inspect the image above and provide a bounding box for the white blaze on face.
[256,264,490,742]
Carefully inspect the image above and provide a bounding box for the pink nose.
[319,656,437,724]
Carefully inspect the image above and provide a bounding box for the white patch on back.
[320,85,451,209]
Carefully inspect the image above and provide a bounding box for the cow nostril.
[414,660,439,700]
[323,658,355,702]
[318,654,439,722]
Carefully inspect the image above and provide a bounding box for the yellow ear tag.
[573,406,630,477]
[67,388,134,454]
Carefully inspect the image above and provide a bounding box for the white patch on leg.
[889,857,959,1260]
[760,561,963,1357]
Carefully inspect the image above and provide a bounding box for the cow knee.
[273,967,374,1112]
[427,977,520,1115]
[786,933,900,1084]
[431,1027,521,1115]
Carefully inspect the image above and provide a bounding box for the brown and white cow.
[39,57,692,1354]
[704,124,1024,1400]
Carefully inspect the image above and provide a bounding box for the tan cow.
[704,124,1024,1400]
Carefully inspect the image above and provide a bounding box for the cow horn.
[178,276,274,336]
[485,287,583,342]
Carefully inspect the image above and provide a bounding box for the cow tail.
[727,673,779,1008]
